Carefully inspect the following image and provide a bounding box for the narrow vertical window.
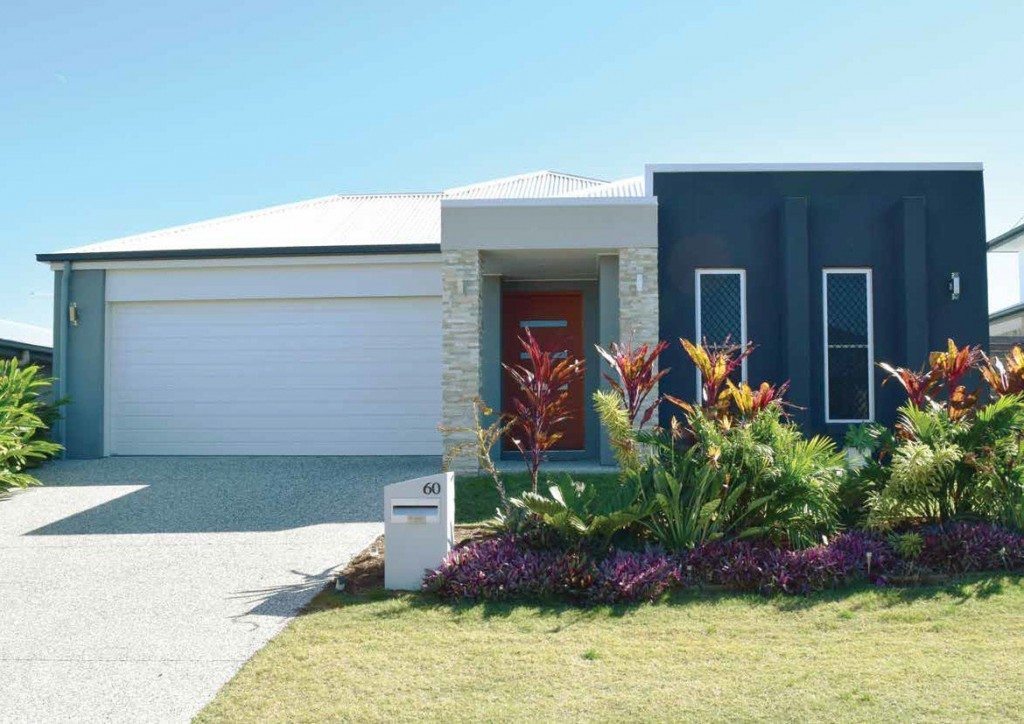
[823,269,874,422]
[695,269,747,392]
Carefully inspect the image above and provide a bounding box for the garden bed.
[423,523,1024,604]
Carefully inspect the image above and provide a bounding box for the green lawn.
[198,575,1024,722]
[455,471,622,523]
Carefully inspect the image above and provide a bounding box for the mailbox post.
[384,472,455,590]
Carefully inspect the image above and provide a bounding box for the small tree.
[503,328,585,493]
[440,397,513,513]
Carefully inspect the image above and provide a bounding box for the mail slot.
[383,472,454,590]
[390,499,440,523]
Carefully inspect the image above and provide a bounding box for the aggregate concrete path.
[0,456,439,723]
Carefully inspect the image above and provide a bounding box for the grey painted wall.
[654,170,988,436]
[597,255,620,465]
[442,201,658,251]
[54,268,106,458]
[480,274,503,419]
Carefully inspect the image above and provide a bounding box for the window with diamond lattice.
[696,270,746,386]
[824,270,873,422]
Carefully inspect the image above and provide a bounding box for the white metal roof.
[555,176,645,198]
[0,319,52,350]
[43,193,442,258]
[442,170,607,199]
[39,170,645,260]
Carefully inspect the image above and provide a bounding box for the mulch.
[335,525,490,595]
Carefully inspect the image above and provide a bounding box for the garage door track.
[0,456,438,723]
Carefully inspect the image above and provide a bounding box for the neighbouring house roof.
[37,170,648,262]
[0,319,52,351]
[987,221,1024,252]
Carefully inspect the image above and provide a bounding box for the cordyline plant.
[595,339,669,430]
[503,328,585,493]
[879,339,985,421]
[665,338,789,426]
[878,362,936,408]
[980,345,1024,397]
[724,379,791,420]
[440,397,513,513]
[680,337,752,414]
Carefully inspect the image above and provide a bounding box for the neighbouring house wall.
[54,268,106,458]
[0,344,52,370]
[654,170,988,435]
[441,249,483,471]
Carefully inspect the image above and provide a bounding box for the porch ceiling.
[481,249,607,281]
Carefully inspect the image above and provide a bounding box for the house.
[0,318,53,373]
[38,163,988,465]
[985,221,1024,356]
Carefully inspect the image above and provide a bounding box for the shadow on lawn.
[295,572,1024,621]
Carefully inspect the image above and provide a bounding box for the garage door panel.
[108,297,442,455]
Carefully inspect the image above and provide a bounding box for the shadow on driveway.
[28,456,441,535]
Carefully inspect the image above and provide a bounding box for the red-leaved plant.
[503,328,585,492]
[878,362,936,408]
[665,337,753,420]
[724,380,791,420]
[595,339,669,430]
[980,346,1024,397]
[881,339,985,420]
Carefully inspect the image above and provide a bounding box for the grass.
[455,471,622,523]
[198,575,1024,722]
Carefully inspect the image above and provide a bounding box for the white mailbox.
[384,472,455,590]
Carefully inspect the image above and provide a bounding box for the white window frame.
[694,269,748,397]
[822,268,875,424]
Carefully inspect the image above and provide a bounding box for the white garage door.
[107,296,441,455]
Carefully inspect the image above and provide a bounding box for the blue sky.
[2,1,1022,328]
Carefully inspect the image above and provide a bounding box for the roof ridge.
[442,169,606,196]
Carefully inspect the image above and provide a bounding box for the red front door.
[501,292,585,451]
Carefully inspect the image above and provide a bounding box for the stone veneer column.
[441,249,483,471]
[618,247,660,348]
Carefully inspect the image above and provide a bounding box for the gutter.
[989,301,1024,323]
[56,261,70,456]
[987,222,1024,252]
[36,243,442,263]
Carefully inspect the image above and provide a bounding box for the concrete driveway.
[0,456,439,723]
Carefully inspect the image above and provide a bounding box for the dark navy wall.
[654,170,988,436]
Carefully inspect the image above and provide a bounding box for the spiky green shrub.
[1,358,62,494]
[682,407,845,548]
[506,478,643,549]
[625,406,844,551]
[593,389,641,475]
[629,440,768,551]
[866,395,1024,530]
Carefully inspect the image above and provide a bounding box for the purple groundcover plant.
[917,522,1024,574]
[423,525,1024,605]
[422,537,682,604]
[684,532,895,595]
